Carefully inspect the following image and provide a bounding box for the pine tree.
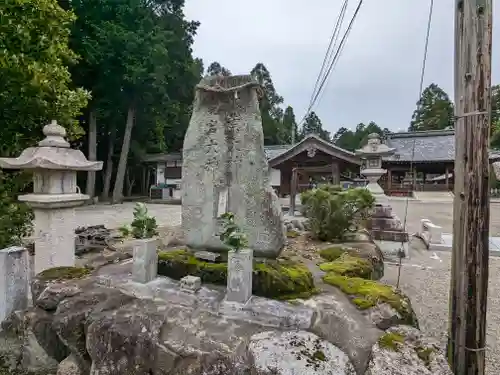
[409,83,454,131]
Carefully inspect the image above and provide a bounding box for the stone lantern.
[0,121,103,274]
[355,133,395,203]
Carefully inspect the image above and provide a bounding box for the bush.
[301,185,375,241]
[119,203,158,239]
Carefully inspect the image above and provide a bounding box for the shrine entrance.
[268,134,362,213]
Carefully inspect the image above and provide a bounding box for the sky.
[183,0,500,134]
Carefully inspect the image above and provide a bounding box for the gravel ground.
[382,198,500,375]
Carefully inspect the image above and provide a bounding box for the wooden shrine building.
[142,129,500,199]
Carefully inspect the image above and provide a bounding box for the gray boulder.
[365,325,453,375]
[249,330,356,375]
[181,74,285,258]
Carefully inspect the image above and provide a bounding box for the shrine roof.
[384,129,500,163]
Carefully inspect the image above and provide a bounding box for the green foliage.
[0,172,34,249]
[119,203,158,239]
[157,250,317,300]
[0,0,88,248]
[206,61,231,76]
[299,111,331,142]
[301,185,375,241]
[218,212,248,252]
[282,106,299,144]
[409,83,454,131]
[332,122,391,152]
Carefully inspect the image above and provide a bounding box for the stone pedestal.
[367,204,409,243]
[0,121,103,274]
[0,246,29,324]
[132,238,159,283]
[418,219,444,250]
[226,249,253,304]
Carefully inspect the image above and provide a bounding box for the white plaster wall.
[156,164,165,185]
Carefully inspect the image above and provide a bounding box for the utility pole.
[449,0,492,374]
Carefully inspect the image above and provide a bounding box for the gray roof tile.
[384,130,455,162]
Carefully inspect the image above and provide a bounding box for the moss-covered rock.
[319,253,374,279]
[157,250,317,300]
[322,274,418,327]
[37,266,91,282]
[319,242,384,280]
[319,246,346,261]
[286,230,300,238]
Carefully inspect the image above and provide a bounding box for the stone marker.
[132,238,159,283]
[180,275,201,292]
[0,121,103,274]
[226,248,253,304]
[0,246,29,324]
[181,75,285,258]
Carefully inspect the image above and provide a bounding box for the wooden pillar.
[331,161,340,186]
[449,0,492,373]
[290,167,298,216]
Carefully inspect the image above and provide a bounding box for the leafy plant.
[301,185,375,241]
[218,212,248,252]
[119,203,158,239]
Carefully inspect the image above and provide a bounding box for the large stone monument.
[0,121,103,274]
[356,133,409,247]
[181,75,285,258]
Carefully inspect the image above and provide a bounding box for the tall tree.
[409,83,454,131]
[66,0,200,201]
[251,63,286,145]
[206,61,231,76]
[300,112,331,142]
[281,106,299,144]
[333,122,389,151]
[0,0,89,247]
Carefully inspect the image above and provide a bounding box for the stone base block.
[371,205,393,218]
[371,230,409,243]
[180,275,201,292]
[226,249,253,304]
[0,246,29,324]
[132,238,159,283]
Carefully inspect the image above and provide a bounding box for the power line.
[306,0,349,111]
[396,0,435,289]
[299,0,364,126]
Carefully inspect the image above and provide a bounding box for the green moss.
[37,266,91,281]
[319,254,373,279]
[319,246,347,262]
[157,250,316,300]
[312,350,326,361]
[378,332,405,351]
[322,274,419,327]
[416,346,434,367]
[286,230,300,238]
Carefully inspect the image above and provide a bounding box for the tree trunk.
[126,168,136,197]
[101,124,117,200]
[112,105,135,203]
[85,110,97,200]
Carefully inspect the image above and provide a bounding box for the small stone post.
[131,238,159,283]
[0,246,29,324]
[226,248,253,304]
[0,121,103,274]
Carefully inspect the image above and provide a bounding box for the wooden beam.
[449,0,492,373]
